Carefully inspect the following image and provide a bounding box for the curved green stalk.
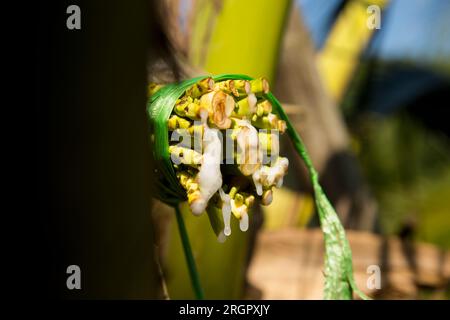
[266,92,370,300]
[175,205,205,300]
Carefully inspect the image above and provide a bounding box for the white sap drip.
[239,212,249,232]
[251,157,289,194]
[276,177,284,188]
[252,171,263,196]
[189,111,255,236]
[219,188,232,236]
[190,113,223,215]
[217,230,226,243]
[236,119,260,167]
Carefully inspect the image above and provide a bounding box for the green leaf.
[266,89,370,300]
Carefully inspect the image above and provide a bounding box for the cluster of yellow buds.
[152,77,289,240]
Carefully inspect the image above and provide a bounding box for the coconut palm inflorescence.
[148,75,289,241]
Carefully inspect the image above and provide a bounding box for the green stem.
[174,205,205,300]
